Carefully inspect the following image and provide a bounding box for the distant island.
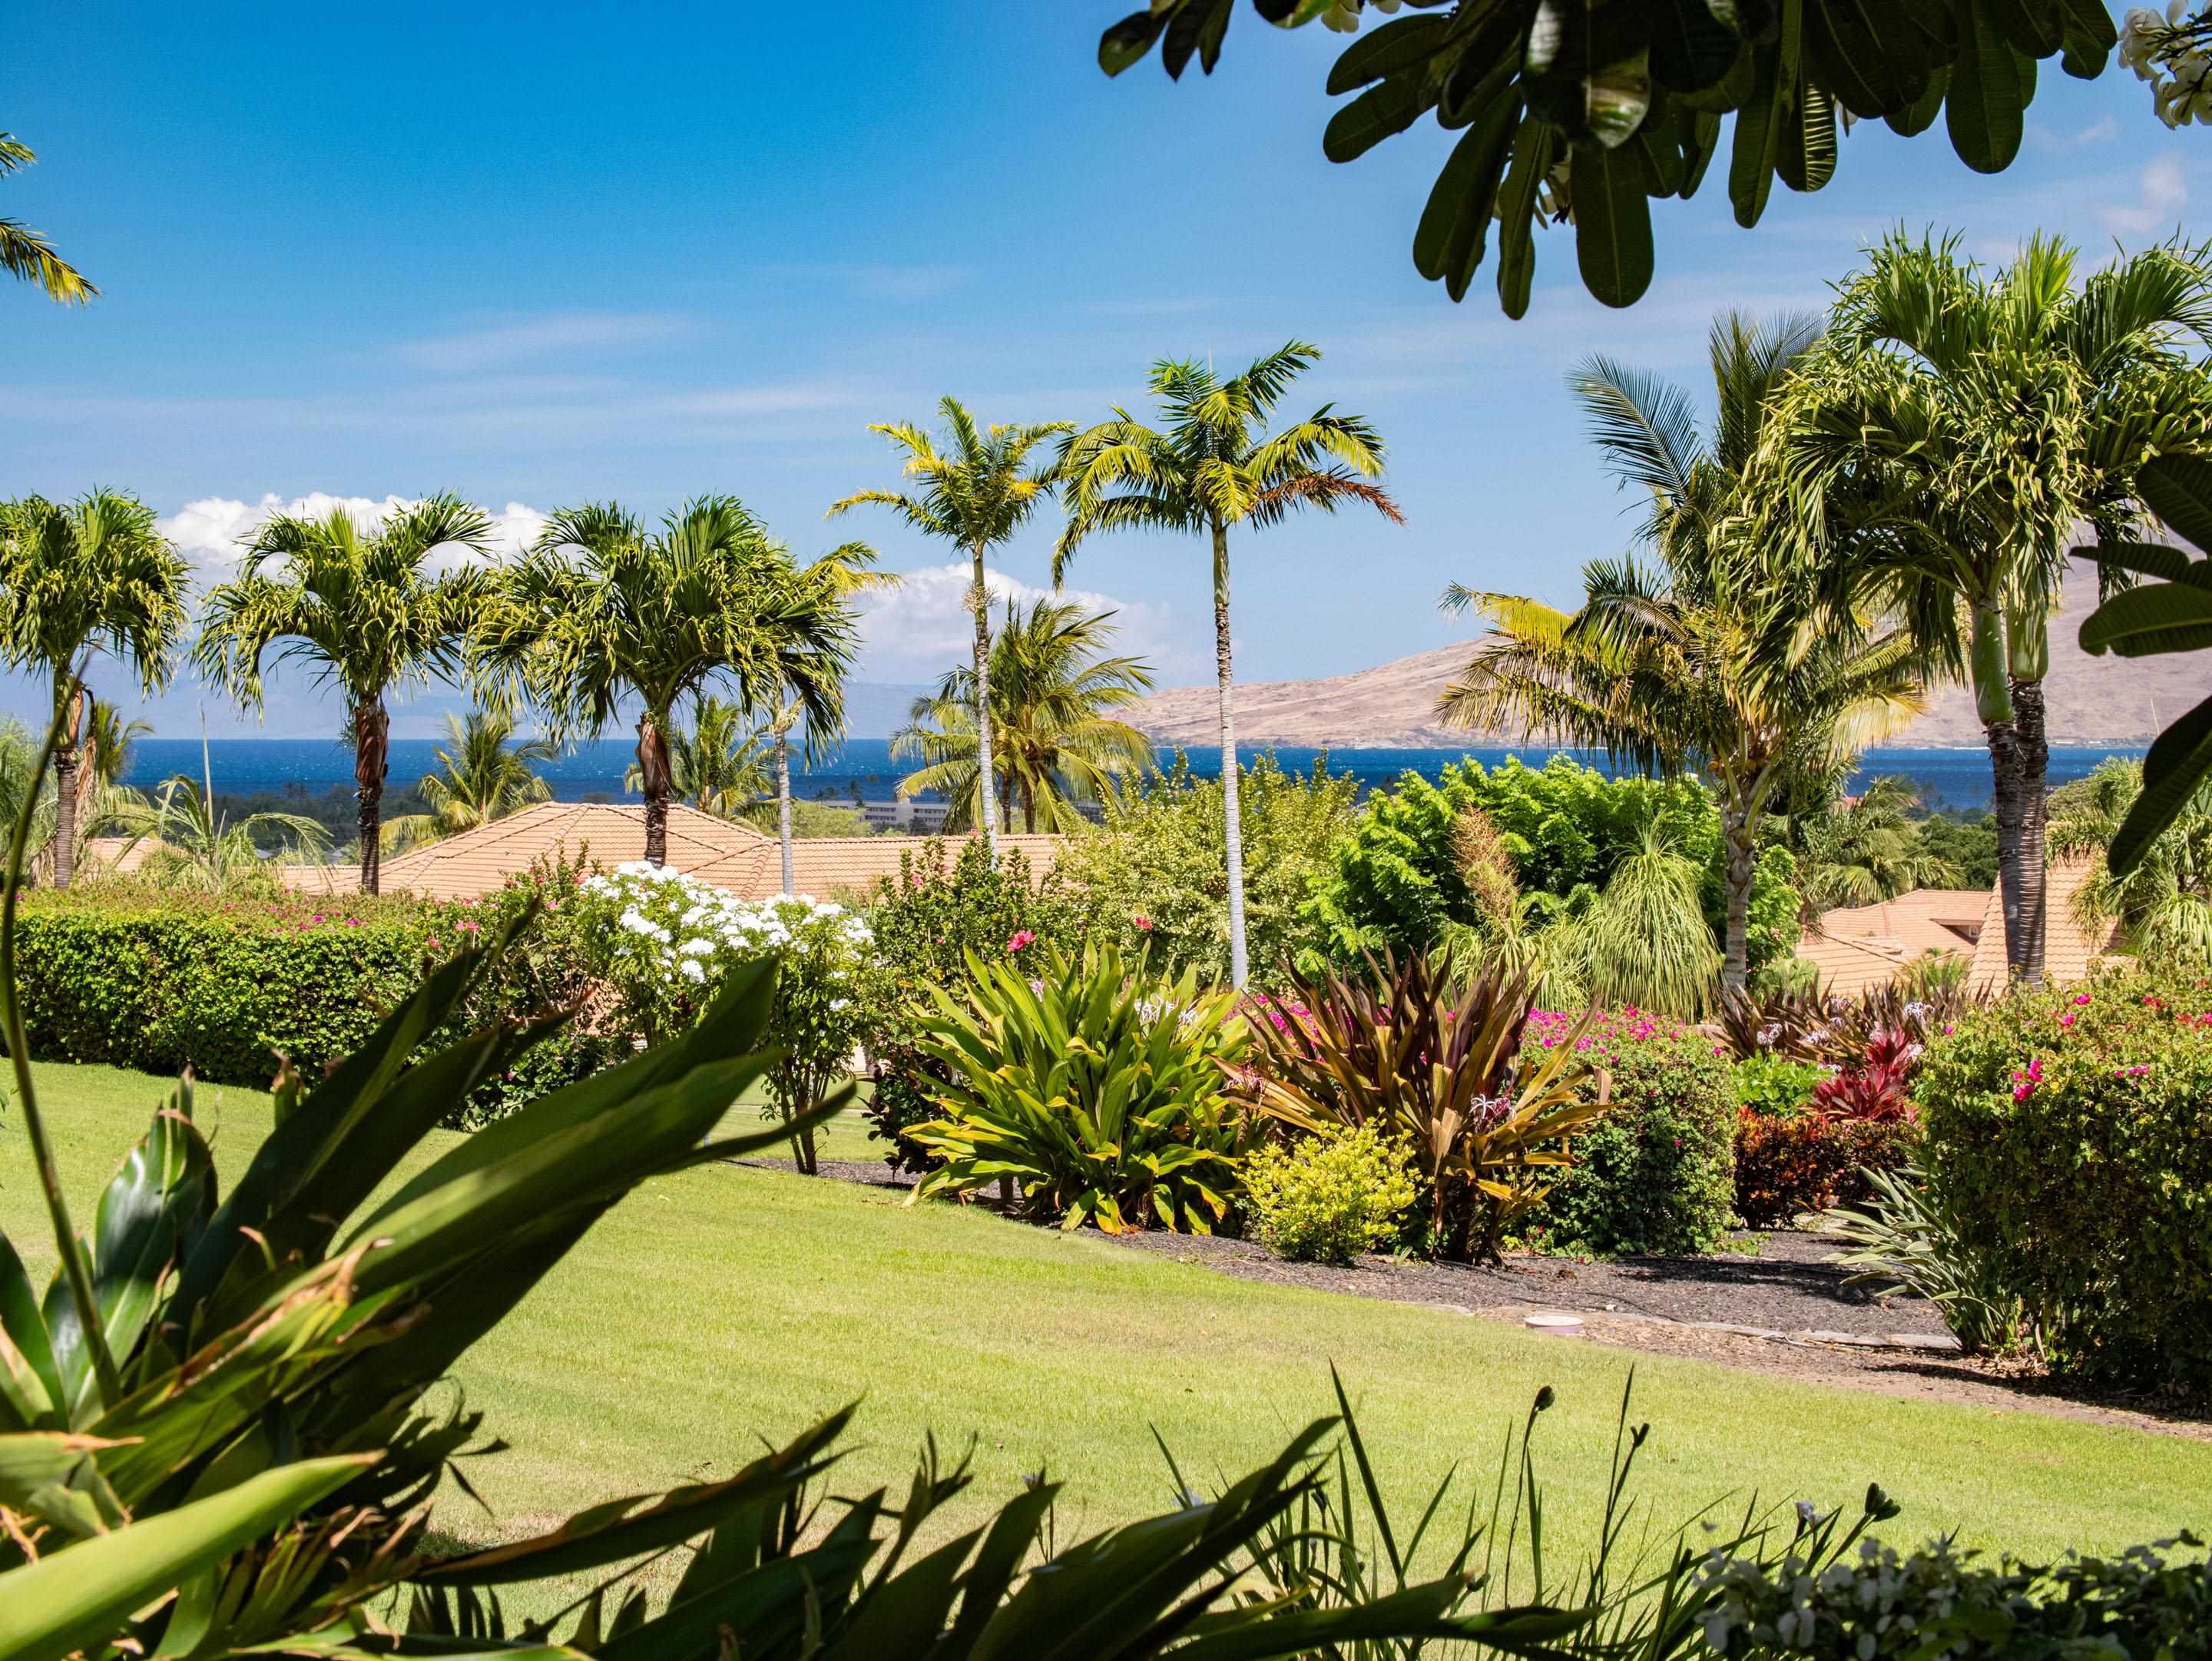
[1134,579,2177,751]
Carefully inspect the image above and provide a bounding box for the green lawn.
[7,1060,2210,1570]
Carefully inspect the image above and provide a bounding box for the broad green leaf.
[0,1432,129,1538]
[2138,451,2212,555]
[1983,0,2063,58]
[1323,73,1439,164]
[1647,0,1740,91]
[1775,78,1836,192]
[1326,12,1452,94]
[88,1102,215,1406]
[2111,691,2212,875]
[1885,65,1949,136]
[0,1233,59,1429]
[1727,42,1784,227]
[1100,9,1171,77]
[1573,138,1655,308]
[2079,582,2212,658]
[1947,0,2028,173]
[2075,539,2199,587]
[2059,0,2118,77]
[0,1454,369,1661]
[1494,119,1556,319]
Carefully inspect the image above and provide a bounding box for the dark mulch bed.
[1104,1228,1948,1341]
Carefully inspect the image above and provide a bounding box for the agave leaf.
[0,1453,371,1661]
[0,1234,61,1430]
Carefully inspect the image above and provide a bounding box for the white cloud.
[853,562,1177,682]
[2100,154,2187,235]
[2029,114,2121,151]
[399,311,696,373]
[157,492,538,576]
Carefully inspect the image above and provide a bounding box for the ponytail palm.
[893,599,1154,833]
[831,398,1068,867]
[1058,342,1401,986]
[1442,315,1927,993]
[475,499,859,870]
[196,495,492,895]
[1765,232,2212,985]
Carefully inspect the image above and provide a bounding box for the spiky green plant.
[0,134,94,305]
[1561,824,1724,1021]
[1058,342,1401,987]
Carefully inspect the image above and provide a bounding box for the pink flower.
[311,913,325,926]
[1005,930,1035,955]
[427,937,440,951]
[1134,913,1153,932]
[460,919,481,934]
[2075,993,2092,1006]
[2059,1012,2077,1027]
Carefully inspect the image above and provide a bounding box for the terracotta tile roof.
[1966,857,2126,994]
[276,802,1065,903]
[1798,887,1988,997]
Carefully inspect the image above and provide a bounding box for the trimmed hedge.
[1522,1012,1736,1256]
[1916,966,2212,1392]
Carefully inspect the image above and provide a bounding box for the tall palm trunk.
[355,695,389,895]
[775,731,795,895]
[1720,802,1756,996]
[49,675,84,890]
[636,708,672,868]
[2011,675,2051,986]
[1214,519,1249,989]
[969,545,1000,867]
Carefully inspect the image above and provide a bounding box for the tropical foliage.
[475,498,859,870]
[1241,1122,1416,1265]
[893,598,1153,832]
[195,495,492,893]
[2049,754,2212,960]
[833,398,1068,866]
[1793,774,1959,913]
[0,489,189,889]
[1089,2,2112,314]
[625,695,771,815]
[405,708,553,837]
[104,771,331,892]
[910,941,1250,1232]
[1236,954,1605,1264]
[1058,341,1399,986]
[0,132,94,304]
[1443,313,1926,993]
[1767,232,2212,985]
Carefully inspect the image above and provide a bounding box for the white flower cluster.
[578,862,872,999]
[1320,0,1402,34]
[2122,5,2212,127]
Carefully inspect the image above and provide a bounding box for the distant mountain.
[1134,580,2177,751]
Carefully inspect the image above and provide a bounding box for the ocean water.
[125,738,2144,814]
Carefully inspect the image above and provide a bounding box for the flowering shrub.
[1521,1010,1734,1255]
[2121,4,2212,128]
[1243,1125,1416,1265]
[1696,1530,2212,1659]
[1917,966,2212,1389]
[574,863,879,1168]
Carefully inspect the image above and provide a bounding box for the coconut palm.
[194,495,492,895]
[1058,343,1400,986]
[0,489,189,888]
[893,599,1154,833]
[1796,776,1960,914]
[830,399,1069,867]
[1764,232,2212,986]
[624,696,773,817]
[474,499,859,870]
[1442,316,1928,993]
[1,134,94,305]
[2050,756,2212,962]
[406,709,555,836]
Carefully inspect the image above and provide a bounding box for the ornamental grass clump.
[910,940,1250,1232]
[1236,951,1607,1264]
[1243,1124,1416,1264]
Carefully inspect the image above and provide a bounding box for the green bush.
[1243,1125,1416,1264]
[1523,1013,1735,1255]
[1731,1053,1826,1117]
[1915,966,2212,1391]
[912,942,1251,1232]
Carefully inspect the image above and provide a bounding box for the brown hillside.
[1136,581,2187,751]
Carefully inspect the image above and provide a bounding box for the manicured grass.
[8,1060,2209,1570]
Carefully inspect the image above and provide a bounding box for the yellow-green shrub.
[1243,1125,1416,1264]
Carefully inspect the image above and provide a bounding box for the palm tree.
[1,134,94,306]
[0,490,188,888]
[2050,757,2212,962]
[1441,316,1928,993]
[830,399,1070,867]
[1765,232,2212,985]
[410,709,555,834]
[624,696,773,817]
[1796,776,1960,914]
[892,599,1154,833]
[108,774,329,893]
[1057,343,1400,986]
[194,496,493,895]
[474,499,859,869]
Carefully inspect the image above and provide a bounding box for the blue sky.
[4,2,2205,735]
